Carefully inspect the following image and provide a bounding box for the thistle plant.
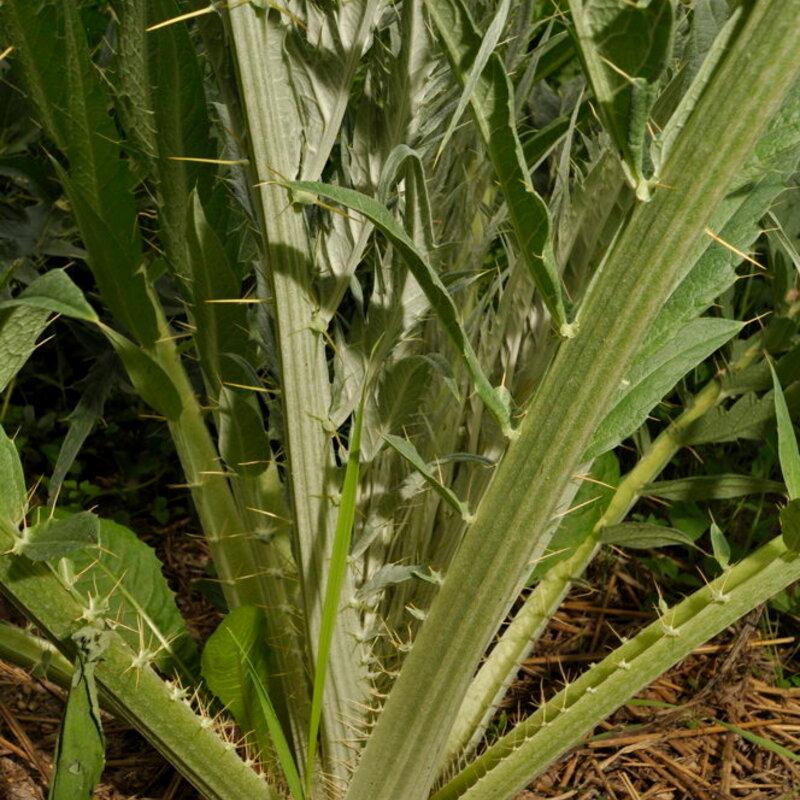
[0,1,799,799]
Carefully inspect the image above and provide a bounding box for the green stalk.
[0,622,74,687]
[0,542,276,800]
[441,340,759,767]
[343,5,800,798]
[225,7,369,779]
[155,338,266,609]
[434,533,800,800]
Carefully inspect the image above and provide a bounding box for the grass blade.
[712,718,800,763]
[305,382,367,794]
[769,359,800,499]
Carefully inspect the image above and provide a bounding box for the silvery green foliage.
[0,1,799,799]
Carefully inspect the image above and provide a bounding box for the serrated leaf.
[0,304,50,393]
[570,0,675,198]
[599,522,694,550]
[0,269,97,321]
[101,326,183,420]
[281,180,512,434]
[20,511,98,561]
[682,386,800,446]
[63,516,198,679]
[383,433,472,520]
[721,338,800,395]
[362,356,432,461]
[356,564,426,602]
[643,474,785,501]
[769,360,800,500]
[423,0,570,334]
[587,317,743,459]
[780,498,800,552]
[0,426,26,529]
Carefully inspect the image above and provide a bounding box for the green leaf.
[683,385,800,445]
[712,717,800,763]
[769,360,800,499]
[648,78,800,356]
[356,564,428,602]
[18,512,99,561]
[779,498,800,553]
[377,146,436,256]
[362,356,433,461]
[279,181,513,435]
[101,326,183,420]
[532,451,619,580]
[63,516,198,679]
[0,426,27,529]
[62,180,160,348]
[423,0,570,334]
[651,3,738,174]
[149,0,217,283]
[48,353,116,505]
[0,269,97,321]
[709,520,730,569]
[599,522,695,550]
[434,0,511,164]
[586,317,743,459]
[0,304,51,393]
[48,628,106,800]
[306,381,367,794]
[4,0,159,346]
[569,0,675,199]
[383,433,472,521]
[202,607,285,770]
[643,474,785,501]
[218,386,271,477]
[185,192,251,388]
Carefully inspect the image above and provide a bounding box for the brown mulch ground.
[1,529,799,800]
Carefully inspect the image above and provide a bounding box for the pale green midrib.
[342,4,800,799]
[226,7,368,783]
